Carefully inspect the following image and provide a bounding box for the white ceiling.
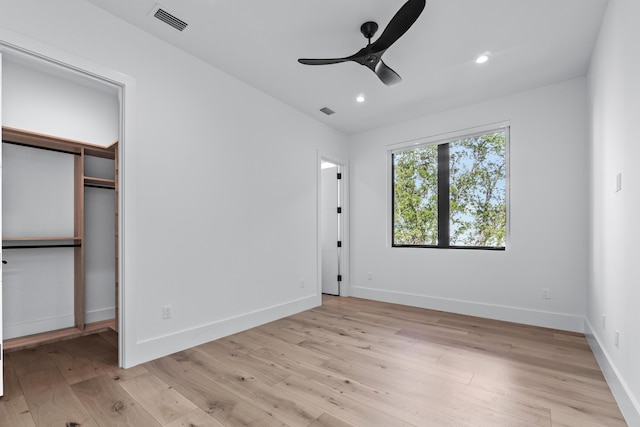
[84,0,609,135]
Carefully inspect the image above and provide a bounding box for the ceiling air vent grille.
[152,6,188,31]
[320,107,335,116]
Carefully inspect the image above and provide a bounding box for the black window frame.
[391,127,509,251]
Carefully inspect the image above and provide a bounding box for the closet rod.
[2,244,81,249]
[84,184,115,190]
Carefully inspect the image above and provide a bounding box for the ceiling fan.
[298,0,426,86]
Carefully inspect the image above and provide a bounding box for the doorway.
[320,159,344,296]
[0,37,130,395]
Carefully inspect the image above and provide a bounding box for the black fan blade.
[298,57,351,65]
[375,60,402,86]
[371,0,426,52]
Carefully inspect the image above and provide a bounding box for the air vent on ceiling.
[320,107,335,116]
[150,4,188,31]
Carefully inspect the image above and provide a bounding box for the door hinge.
[337,173,342,179]
[337,275,342,282]
[337,207,342,214]
[337,241,342,248]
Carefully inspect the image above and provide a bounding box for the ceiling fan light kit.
[298,0,426,86]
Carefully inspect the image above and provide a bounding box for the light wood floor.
[0,296,627,426]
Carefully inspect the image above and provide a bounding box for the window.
[392,127,508,249]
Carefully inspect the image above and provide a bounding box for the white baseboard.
[2,307,116,340]
[85,307,116,324]
[3,314,75,340]
[349,286,584,332]
[127,294,321,367]
[585,319,640,426]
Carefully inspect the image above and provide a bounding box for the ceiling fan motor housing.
[361,21,379,40]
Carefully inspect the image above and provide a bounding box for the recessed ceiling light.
[356,95,365,103]
[476,54,489,64]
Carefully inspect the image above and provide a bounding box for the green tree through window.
[393,129,507,249]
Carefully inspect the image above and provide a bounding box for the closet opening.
[2,128,119,350]
[1,49,123,363]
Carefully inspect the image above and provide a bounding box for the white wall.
[587,0,640,420]
[2,143,76,338]
[84,156,116,324]
[84,185,116,323]
[2,56,119,146]
[349,78,589,332]
[1,0,348,365]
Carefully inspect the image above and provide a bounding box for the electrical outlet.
[615,330,620,348]
[300,279,305,288]
[368,272,373,280]
[162,305,172,320]
[602,314,606,329]
[615,172,622,192]
[542,288,551,299]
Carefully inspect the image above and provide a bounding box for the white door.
[1,51,5,397]
[321,162,341,295]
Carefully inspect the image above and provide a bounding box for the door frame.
[317,153,349,297]
[0,28,138,368]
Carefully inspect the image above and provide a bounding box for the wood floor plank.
[57,333,117,362]
[174,347,325,426]
[95,352,150,382]
[164,408,226,427]
[71,374,160,426]
[308,412,354,427]
[470,372,626,426]
[2,352,25,400]
[320,356,551,426]
[117,372,197,425]
[437,348,615,397]
[0,395,36,427]
[145,354,286,426]
[195,340,291,387]
[8,346,56,377]
[97,329,119,348]
[227,328,331,367]
[18,367,68,397]
[47,343,106,385]
[274,374,415,427]
[25,385,99,427]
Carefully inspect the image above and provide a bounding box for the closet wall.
[2,54,119,341]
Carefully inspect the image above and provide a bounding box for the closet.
[2,127,118,351]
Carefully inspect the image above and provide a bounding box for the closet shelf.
[3,236,81,242]
[2,236,82,249]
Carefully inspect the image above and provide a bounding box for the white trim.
[0,50,4,397]
[350,286,585,332]
[387,122,510,249]
[318,153,350,297]
[0,28,138,368]
[85,307,117,324]
[387,120,511,153]
[585,319,640,426]
[3,315,74,341]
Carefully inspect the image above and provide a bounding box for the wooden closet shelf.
[2,236,82,249]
